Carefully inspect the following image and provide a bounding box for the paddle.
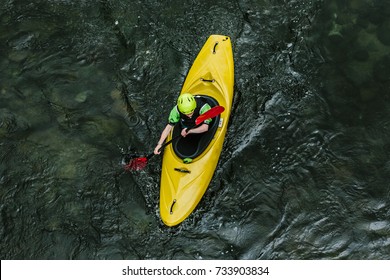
[123,105,225,171]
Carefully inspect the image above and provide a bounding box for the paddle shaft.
[146,126,195,160]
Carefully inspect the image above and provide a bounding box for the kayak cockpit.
[171,95,220,160]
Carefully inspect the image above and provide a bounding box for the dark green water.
[1,0,389,260]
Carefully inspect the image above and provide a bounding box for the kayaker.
[154,93,211,155]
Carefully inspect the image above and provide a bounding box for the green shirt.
[168,103,212,125]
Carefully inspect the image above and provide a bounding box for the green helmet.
[177,93,196,114]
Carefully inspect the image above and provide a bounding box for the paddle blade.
[124,157,148,171]
[195,105,225,125]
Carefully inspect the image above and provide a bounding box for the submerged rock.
[8,50,30,62]
[75,90,91,103]
[352,49,369,62]
[377,20,390,46]
[373,55,390,82]
[0,108,30,136]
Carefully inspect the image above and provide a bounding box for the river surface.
[1,0,390,260]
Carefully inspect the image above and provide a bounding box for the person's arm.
[154,124,174,154]
[154,106,180,154]
[181,123,209,137]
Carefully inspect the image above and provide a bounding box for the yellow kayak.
[159,35,234,226]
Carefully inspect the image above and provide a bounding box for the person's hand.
[181,128,190,137]
[154,143,162,154]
